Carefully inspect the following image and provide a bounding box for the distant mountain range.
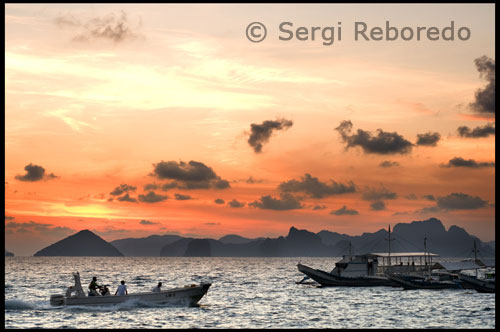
[34,218,495,257]
[5,249,14,257]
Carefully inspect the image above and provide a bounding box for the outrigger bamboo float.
[50,272,211,306]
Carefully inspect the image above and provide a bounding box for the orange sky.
[5,4,495,255]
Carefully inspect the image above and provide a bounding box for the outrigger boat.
[50,272,211,306]
[458,272,495,293]
[297,226,439,287]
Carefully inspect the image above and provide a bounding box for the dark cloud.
[228,199,245,208]
[5,215,15,221]
[54,11,140,43]
[335,120,413,155]
[151,160,230,190]
[15,163,58,182]
[138,191,168,203]
[312,205,326,210]
[379,160,400,168]
[247,118,293,153]
[174,193,192,200]
[415,132,441,146]
[469,56,495,116]
[441,157,495,169]
[246,176,264,184]
[214,198,225,204]
[405,194,418,200]
[139,220,158,225]
[143,183,159,191]
[422,195,436,201]
[437,192,488,210]
[415,206,442,214]
[330,205,359,216]
[457,123,495,138]
[110,184,137,196]
[214,179,230,189]
[117,193,137,202]
[249,193,303,210]
[362,186,397,201]
[278,173,356,199]
[370,201,386,211]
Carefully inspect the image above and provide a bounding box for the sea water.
[4,257,495,328]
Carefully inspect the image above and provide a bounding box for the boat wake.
[5,299,36,310]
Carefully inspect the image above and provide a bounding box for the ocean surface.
[4,257,495,329]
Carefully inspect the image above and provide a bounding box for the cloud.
[469,56,495,116]
[362,186,397,201]
[249,193,303,210]
[6,220,74,238]
[440,157,495,169]
[143,183,159,191]
[422,194,436,201]
[138,191,168,203]
[370,200,386,211]
[247,118,293,153]
[15,163,58,182]
[278,173,356,199]
[228,199,245,208]
[312,204,326,210]
[214,198,225,205]
[246,176,264,184]
[379,160,400,168]
[436,192,488,210]
[117,193,137,202]
[151,160,230,190]
[405,194,418,200]
[457,123,495,138]
[110,184,137,196]
[139,219,159,225]
[54,10,141,43]
[174,193,192,200]
[415,132,441,146]
[330,205,359,216]
[5,215,15,221]
[335,120,413,155]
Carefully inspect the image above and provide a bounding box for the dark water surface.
[4,257,495,328]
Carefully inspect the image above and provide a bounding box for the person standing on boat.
[152,282,162,292]
[115,280,128,296]
[88,277,101,296]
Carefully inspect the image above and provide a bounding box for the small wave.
[5,299,36,310]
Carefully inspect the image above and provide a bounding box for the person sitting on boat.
[115,280,128,296]
[100,285,110,296]
[88,277,102,296]
[152,282,162,292]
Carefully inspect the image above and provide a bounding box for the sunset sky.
[5,4,495,255]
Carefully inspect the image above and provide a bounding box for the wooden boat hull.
[458,274,495,293]
[51,283,211,306]
[297,264,396,287]
[387,274,461,290]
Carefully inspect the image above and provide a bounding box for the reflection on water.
[4,257,495,328]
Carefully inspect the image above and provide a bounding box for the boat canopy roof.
[431,261,483,271]
[368,252,439,258]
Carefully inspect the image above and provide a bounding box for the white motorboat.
[50,272,211,306]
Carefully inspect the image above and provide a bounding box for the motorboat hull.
[297,264,396,287]
[51,283,211,306]
[458,273,495,293]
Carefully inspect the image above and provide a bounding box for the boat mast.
[348,241,353,261]
[424,237,430,278]
[385,225,393,268]
[473,240,479,277]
